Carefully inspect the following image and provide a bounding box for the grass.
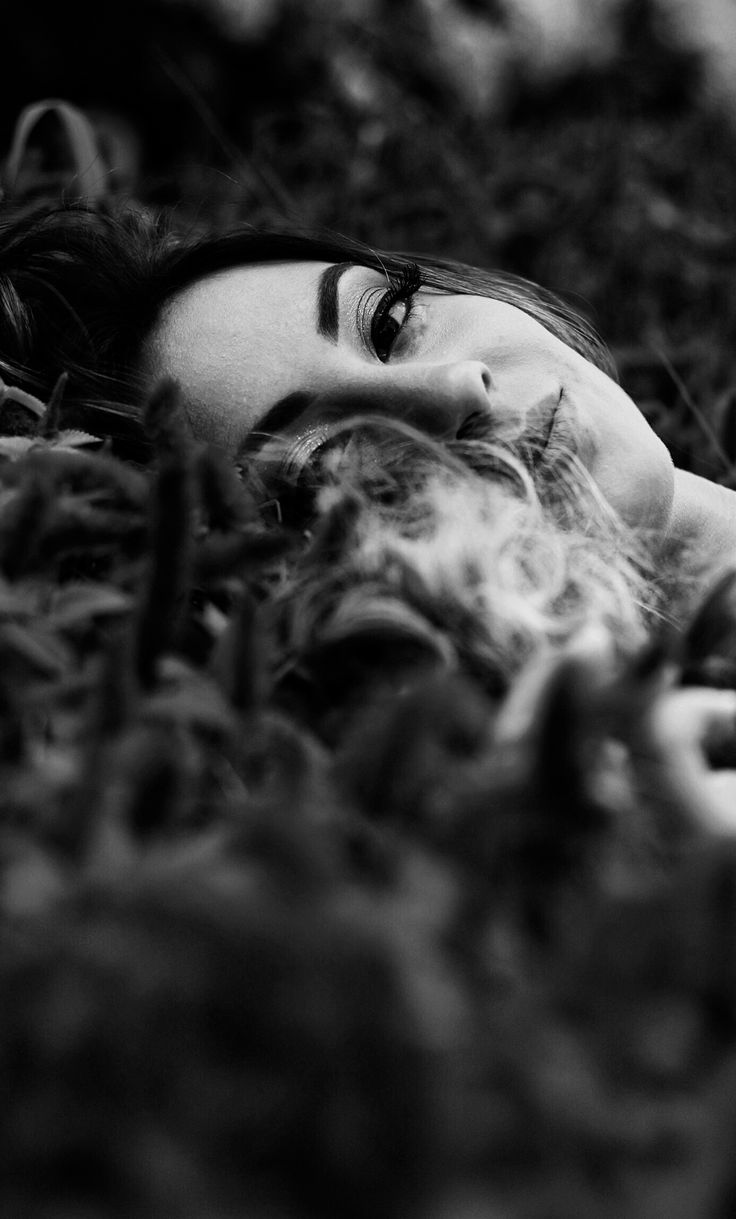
[5,3,736,1215]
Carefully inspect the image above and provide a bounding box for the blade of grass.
[653,343,734,479]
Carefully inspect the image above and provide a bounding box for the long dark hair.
[0,201,614,448]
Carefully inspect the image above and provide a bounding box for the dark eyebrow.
[316,262,354,342]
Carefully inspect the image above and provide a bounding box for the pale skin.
[141,259,736,572]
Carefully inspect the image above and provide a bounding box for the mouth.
[446,390,566,485]
[540,389,561,453]
[522,387,563,471]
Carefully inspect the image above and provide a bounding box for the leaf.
[1,842,67,916]
[0,583,37,618]
[0,375,46,418]
[0,620,72,677]
[142,683,236,736]
[40,371,68,438]
[4,99,110,202]
[143,378,194,459]
[318,591,456,665]
[136,452,195,687]
[0,437,36,460]
[48,584,133,630]
[51,429,104,449]
[210,587,269,712]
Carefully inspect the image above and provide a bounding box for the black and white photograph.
[3,2,736,1216]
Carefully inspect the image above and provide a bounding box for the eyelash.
[369,263,422,363]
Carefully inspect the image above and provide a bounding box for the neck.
[667,468,736,590]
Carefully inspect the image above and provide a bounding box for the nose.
[402,361,494,437]
[320,361,494,439]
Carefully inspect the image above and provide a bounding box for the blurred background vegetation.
[4,0,736,481]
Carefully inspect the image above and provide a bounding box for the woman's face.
[142,260,675,531]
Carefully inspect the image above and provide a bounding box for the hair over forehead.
[161,228,614,372]
[0,201,614,446]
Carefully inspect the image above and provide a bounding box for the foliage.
[0,372,731,1215]
[6,2,736,1214]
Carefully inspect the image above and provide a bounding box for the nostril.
[456,410,488,440]
[478,365,493,393]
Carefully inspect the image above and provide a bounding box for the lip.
[524,387,563,471]
[540,388,562,455]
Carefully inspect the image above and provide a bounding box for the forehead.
[141,261,334,448]
[152,260,329,347]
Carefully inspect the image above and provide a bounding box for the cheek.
[455,303,571,397]
[177,358,259,448]
[147,331,309,451]
[581,390,675,530]
[528,351,675,532]
[593,429,675,531]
